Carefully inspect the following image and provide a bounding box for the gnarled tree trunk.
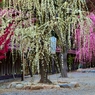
[39,59,52,84]
[60,51,68,77]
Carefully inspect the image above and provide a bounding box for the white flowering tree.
[0,0,91,83]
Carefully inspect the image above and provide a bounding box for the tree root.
[39,79,52,84]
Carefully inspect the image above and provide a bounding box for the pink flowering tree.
[75,12,95,66]
[0,8,20,59]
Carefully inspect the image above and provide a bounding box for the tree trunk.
[60,28,68,77]
[60,51,68,77]
[51,56,55,74]
[53,23,68,77]
[27,59,33,77]
[39,59,52,84]
[21,52,25,81]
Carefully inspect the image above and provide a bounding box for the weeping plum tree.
[75,12,95,65]
[52,0,91,77]
[74,0,95,67]
[0,0,92,83]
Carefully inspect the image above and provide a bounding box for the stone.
[53,85,60,88]
[69,82,80,88]
[43,85,53,89]
[16,84,24,89]
[23,85,31,90]
[31,85,44,90]
[1,85,7,89]
[58,81,69,84]
[59,84,70,88]
[22,81,31,86]
[59,82,79,88]
[7,82,19,88]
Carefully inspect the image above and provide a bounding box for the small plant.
[68,55,74,71]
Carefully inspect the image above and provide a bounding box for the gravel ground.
[0,69,95,95]
[0,86,95,95]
